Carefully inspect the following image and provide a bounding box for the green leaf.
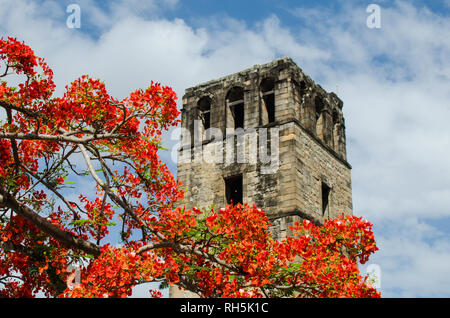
[70,219,93,226]
[159,281,169,290]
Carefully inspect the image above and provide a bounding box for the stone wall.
[170,57,352,297]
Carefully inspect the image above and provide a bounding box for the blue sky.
[1,0,450,297]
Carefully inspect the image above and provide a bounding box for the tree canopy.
[0,37,380,298]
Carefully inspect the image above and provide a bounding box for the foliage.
[0,37,380,298]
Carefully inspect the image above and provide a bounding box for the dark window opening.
[204,112,210,130]
[225,175,243,206]
[198,97,211,131]
[321,182,331,215]
[261,78,275,124]
[315,96,324,120]
[227,87,245,129]
[332,108,339,126]
[293,79,307,102]
[263,93,275,123]
[232,103,244,129]
[299,80,307,97]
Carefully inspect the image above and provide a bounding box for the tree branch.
[0,188,101,257]
[5,108,20,172]
[78,144,149,229]
[0,100,40,118]
[138,239,241,275]
[0,131,130,144]
[20,163,85,218]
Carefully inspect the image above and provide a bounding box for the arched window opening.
[332,108,339,126]
[315,96,324,121]
[299,80,307,98]
[261,78,275,124]
[226,87,244,129]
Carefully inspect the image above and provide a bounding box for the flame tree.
[0,37,380,298]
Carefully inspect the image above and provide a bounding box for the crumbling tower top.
[182,57,348,163]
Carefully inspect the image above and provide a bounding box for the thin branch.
[0,64,10,77]
[0,187,101,257]
[66,157,88,177]
[20,164,84,217]
[0,100,40,118]
[137,242,177,253]
[0,131,131,143]
[138,239,242,275]
[5,108,20,172]
[1,240,38,259]
[109,102,129,135]
[20,145,77,198]
[96,191,107,245]
[78,144,147,229]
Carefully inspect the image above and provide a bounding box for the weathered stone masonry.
[178,56,352,227]
[172,57,353,297]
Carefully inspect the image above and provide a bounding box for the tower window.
[198,96,211,131]
[264,94,275,123]
[232,103,244,129]
[225,175,243,205]
[226,87,245,129]
[299,80,307,97]
[332,108,339,126]
[315,96,324,120]
[293,79,307,102]
[261,78,275,124]
[321,182,331,215]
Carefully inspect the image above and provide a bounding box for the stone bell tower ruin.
[171,57,353,297]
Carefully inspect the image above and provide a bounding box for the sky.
[1,0,450,298]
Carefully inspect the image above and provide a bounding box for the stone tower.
[171,57,352,297]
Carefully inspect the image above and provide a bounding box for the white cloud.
[363,217,450,297]
[260,15,331,62]
[289,2,450,297]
